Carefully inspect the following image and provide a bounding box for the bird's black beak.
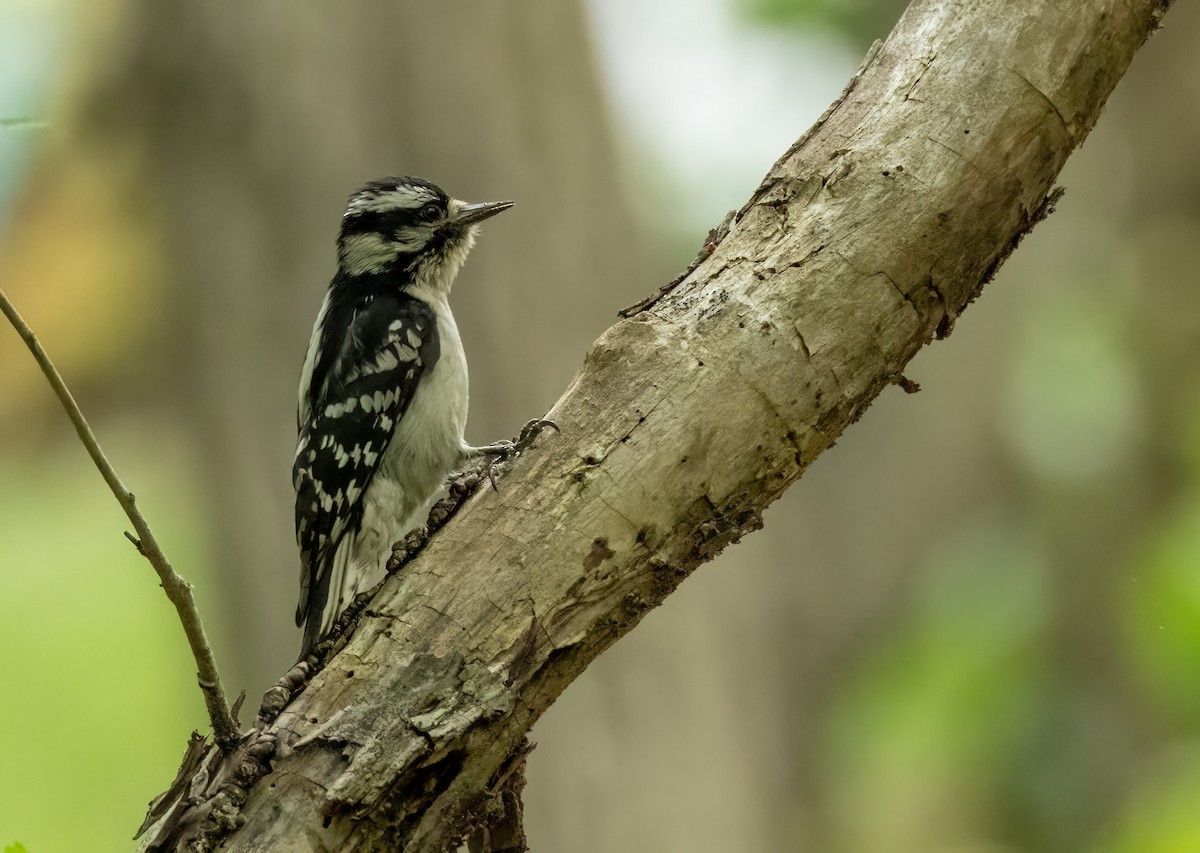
[456,200,514,225]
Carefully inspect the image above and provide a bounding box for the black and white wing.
[293,291,440,640]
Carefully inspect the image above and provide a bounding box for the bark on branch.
[139,0,1173,848]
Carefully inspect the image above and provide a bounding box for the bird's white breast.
[379,292,468,511]
[328,294,467,633]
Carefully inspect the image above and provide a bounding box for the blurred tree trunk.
[53,1,1181,851]
[133,0,1173,849]
[76,4,816,851]
[81,1,648,699]
[82,5,801,850]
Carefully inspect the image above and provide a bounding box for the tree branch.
[138,0,1173,847]
[0,288,240,752]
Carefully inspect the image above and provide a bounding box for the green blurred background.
[2,0,1199,850]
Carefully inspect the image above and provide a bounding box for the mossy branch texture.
[137,0,1172,848]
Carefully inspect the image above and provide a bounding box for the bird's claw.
[518,418,559,448]
[485,448,512,492]
[482,418,560,491]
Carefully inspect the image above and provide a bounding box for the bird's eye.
[418,203,442,223]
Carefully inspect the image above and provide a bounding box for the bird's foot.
[461,418,560,491]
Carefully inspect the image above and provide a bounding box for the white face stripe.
[340,233,402,275]
[345,185,439,217]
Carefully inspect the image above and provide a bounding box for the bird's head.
[336,176,513,291]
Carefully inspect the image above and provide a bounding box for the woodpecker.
[293,176,541,656]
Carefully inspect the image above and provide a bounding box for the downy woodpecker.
[294,176,530,656]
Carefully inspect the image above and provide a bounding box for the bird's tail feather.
[299,533,367,659]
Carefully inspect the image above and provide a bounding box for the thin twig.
[0,287,240,752]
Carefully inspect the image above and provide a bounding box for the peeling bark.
[138,0,1174,849]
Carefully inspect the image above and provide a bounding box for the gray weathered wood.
[139,0,1174,848]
